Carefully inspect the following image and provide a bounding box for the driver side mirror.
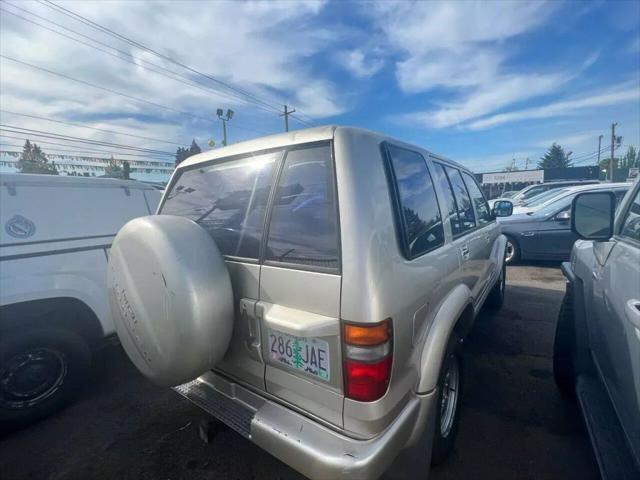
[492,200,513,218]
[571,191,615,240]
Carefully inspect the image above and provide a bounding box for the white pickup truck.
[0,174,162,427]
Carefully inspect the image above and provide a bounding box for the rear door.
[441,165,484,299]
[591,185,640,464]
[257,143,344,427]
[159,150,282,390]
[461,171,498,293]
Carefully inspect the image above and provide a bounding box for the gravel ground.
[0,264,600,480]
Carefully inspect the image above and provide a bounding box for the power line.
[38,0,316,127]
[38,0,282,114]
[0,125,175,156]
[0,110,184,147]
[0,135,173,160]
[0,3,279,125]
[0,54,218,124]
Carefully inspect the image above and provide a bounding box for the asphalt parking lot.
[0,265,600,480]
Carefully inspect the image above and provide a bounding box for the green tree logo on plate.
[292,340,303,369]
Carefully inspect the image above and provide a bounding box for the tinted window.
[462,172,492,225]
[520,185,547,200]
[433,163,463,236]
[265,144,339,269]
[160,151,279,258]
[386,145,444,257]
[621,188,640,242]
[445,166,476,233]
[524,188,570,207]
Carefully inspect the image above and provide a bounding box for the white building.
[0,150,174,183]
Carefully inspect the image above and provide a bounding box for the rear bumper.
[174,371,437,480]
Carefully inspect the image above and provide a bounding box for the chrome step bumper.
[173,371,436,480]
[174,379,254,439]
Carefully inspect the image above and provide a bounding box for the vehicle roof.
[0,173,157,190]
[563,182,631,192]
[540,180,599,185]
[527,181,632,211]
[178,125,469,173]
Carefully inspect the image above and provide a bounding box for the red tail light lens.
[343,319,393,402]
[345,355,392,401]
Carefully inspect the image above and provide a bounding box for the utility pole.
[610,123,617,182]
[280,105,295,132]
[597,134,603,165]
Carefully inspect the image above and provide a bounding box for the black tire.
[431,334,463,466]
[0,328,91,427]
[486,259,506,309]
[553,292,576,398]
[504,236,520,265]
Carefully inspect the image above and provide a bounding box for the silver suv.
[554,178,640,478]
[107,126,512,479]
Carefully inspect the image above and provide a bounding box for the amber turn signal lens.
[343,319,391,346]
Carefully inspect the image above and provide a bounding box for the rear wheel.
[504,237,520,264]
[0,328,90,426]
[553,292,576,398]
[431,335,463,465]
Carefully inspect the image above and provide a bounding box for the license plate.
[267,329,330,381]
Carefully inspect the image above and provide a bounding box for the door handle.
[625,299,640,331]
[460,244,470,260]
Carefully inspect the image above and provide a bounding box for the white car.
[0,173,161,426]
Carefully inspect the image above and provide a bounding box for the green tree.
[619,146,639,169]
[538,143,573,169]
[17,140,58,174]
[175,139,202,166]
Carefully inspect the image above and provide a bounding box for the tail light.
[343,319,393,402]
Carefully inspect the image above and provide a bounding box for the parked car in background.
[0,174,162,427]
[499,182,630,263]
[106,126,513,480]
[553,178,640,478]
[488,180,599,209]
[497,190,520,199]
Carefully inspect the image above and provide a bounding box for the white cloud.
[364,0,582,128]
[466,84,640,130]
[0,0,340,153]
[404,71,571,128]
[337,49,383,78]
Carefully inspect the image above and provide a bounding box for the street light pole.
[217,108,234,146]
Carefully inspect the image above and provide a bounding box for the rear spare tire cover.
[107,215,233,387]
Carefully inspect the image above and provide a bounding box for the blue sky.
[1,0,639,172]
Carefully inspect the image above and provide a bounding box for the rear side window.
[445,166,476,233]
[462,172,492,226]
[160,151,279,259]
[265,144,339,270]
[433,163,462,236]
[385,144,444,258]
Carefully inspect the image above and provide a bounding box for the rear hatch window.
[160,151,280,259]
